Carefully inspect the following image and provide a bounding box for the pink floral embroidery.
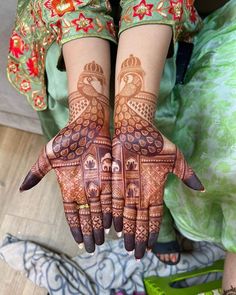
[133,0,153,20]
[71,13,94,32]
[168,0,184,21]
[44,0,75,17]
[33,95,46,109]
[20,79,31,92]
[8,61,20,74]
[9,33,25,58]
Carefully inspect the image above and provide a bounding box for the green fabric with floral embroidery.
[7,0,117,111]
[163,0,236,252]
[7,0,201,111]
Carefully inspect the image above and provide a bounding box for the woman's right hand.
[20,61,112,253]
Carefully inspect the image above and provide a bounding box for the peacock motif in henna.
[112,54,204,259]
[20,61,112,253]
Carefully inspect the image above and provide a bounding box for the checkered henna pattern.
[112,55,204,259]
[20,61,112,253]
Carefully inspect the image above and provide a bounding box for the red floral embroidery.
[71,13,94,32]
[106,20,116,38]
[133,0,153,20]
[27,56,39,77]
[30,8,42,29]
[8,61,20,74]
[187,0,194,6]
[74,0,83,5]
[33,95,46,109]
[9,33,25,58]
[44,0,75,17]
[50,20,62,42]
[168,0,184,21]
[20,80,31,92]
[188,6,197,23]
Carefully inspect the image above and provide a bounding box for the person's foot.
[152,241,181,265]
[156,252,180,264]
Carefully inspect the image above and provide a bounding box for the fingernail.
[105,228,110,235]
[78,243,84,249]
[183,174,205,191]
[116,232,122,238]
[89,252,95,256]
[128,250,134,256]
[170,254,176,262]
[136,259,141,262]
[201,189,206,193]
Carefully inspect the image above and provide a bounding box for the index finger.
[63,201,83,244]
[112,140,125,232]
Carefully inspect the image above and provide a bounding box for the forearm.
[62,38,111,131]
[63,38,111,97]
[115,24,172,98]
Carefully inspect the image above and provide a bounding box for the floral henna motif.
[20,61,112,253]
[223,286,236,295]
[112,54,204,259]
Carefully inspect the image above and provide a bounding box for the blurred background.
[0,0,41,134]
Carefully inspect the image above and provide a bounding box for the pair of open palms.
[20,60,204,259]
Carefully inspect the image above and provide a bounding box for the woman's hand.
[20,61,112,253]
[112,55,204,259]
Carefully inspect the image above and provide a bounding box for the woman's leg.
[222,252,236,294]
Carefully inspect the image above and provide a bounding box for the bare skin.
[222,253,236,294]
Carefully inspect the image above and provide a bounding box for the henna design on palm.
[20,61,112,253]
[112,55,204,259]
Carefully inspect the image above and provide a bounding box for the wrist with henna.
[112,54,204,259]
[20,61,112,253]
[223,286,236,295]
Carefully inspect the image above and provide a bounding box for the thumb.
[173,148,205,192]
[20,147,52,192]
